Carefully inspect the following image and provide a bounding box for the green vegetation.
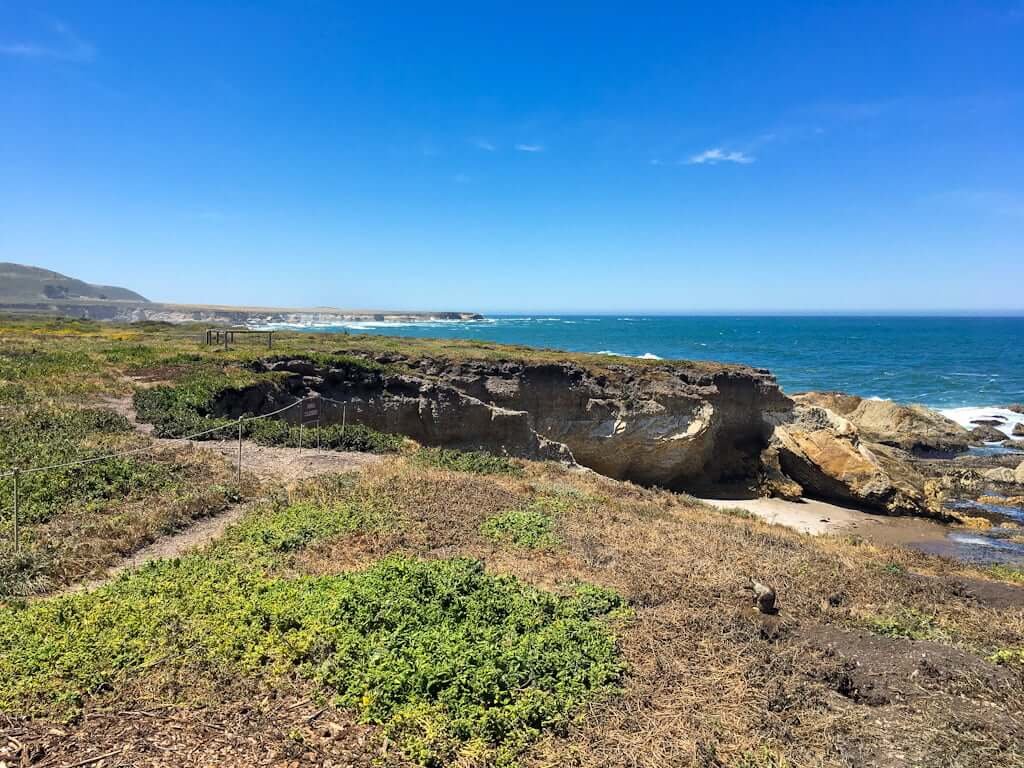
[132,368,402,452]
[990,648,1024,666]
[240,419,403,454]
[0,407,175,526]
[863,607,948,641]
[989,565,1024,584]
[482,503,559,550]
[415,447,524,476]
[0,490,625,767]
[132,368,270,436]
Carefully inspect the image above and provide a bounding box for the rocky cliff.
[240,354,791,494]
[212,351,992,519]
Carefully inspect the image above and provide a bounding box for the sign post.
[300,397,321,456]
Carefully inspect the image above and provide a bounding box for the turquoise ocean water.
[270,316,1023,410]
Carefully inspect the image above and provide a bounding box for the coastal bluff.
[214,347,992,518]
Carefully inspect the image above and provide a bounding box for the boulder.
[792,392,971,456]
[1014,423,1024,437]
[758,444,803,500]
[1006,404,1024,415]
[970,424,1008,443]
[770,405,939,516]
[984,467,1018,484]
[971,418,1006,428]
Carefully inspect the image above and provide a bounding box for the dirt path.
[73,394,384,588]
[101,392,383,483]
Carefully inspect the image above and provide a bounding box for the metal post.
[299,420,303,454]
[341,404,347,442]
[12,469,19,553]
[237,417,243,486]
[316,416,321,453]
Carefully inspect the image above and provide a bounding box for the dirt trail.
[74,394,383,587]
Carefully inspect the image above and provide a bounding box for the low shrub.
[863,607,947,641]
[0,407,176,525]
[133,372,402,453]
[414,448,524,476]
[0,551,625,766]
[482,504,558,550]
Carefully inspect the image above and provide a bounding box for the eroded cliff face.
[234,354,792,494]
[214,352,971,518]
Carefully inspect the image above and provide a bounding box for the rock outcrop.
[219,352,968,519]
[970,424,1009,443]
[793,392,971,456]
[768,404,940,516]
[250,355,792,494]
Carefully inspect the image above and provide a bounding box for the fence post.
[237,417,243,487]
[12,468,19,553]
[342,404,347,439]
[299,419,304,454]
[316,415,321,453]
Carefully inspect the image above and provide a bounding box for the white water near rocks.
[941,406,1024,439]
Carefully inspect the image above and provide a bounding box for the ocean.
[263,315,1024,429]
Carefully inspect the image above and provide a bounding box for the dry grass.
[275,459,1024,767]
[3,317,1024,766]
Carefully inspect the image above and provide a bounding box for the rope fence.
[1,394,345,552]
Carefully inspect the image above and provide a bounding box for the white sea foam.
[638,352,662,360]
[941,406,1024,439]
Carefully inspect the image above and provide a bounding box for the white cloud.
[0,21,95,62]
[515,143,544,153]
[474,139,496,151]
[685,148,754,165]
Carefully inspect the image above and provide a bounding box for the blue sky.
[1,2,1022,313]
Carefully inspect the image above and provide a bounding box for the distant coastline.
[0,299,483,326]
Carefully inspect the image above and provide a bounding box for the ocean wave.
[638,352,662,360]
[941,406,1024,439]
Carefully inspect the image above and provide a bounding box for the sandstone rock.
[771,405,938,516]
[793,392,970,456]
[758,444,803,500]
[984,467,1018,484]
[1014,423,1024,437]
[253,355,791,493]
[1006,404,1024,415]
[1018,460,1024,484]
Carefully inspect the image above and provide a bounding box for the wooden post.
[299,420,303,454]
[267,331,272,350]
[237,417,243,486]
[12,469,19,553]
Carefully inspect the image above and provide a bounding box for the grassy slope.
[1,315,1023,767]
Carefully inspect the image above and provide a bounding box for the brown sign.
[301,397,320,423]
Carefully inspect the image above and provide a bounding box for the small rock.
[748,577,778,614]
